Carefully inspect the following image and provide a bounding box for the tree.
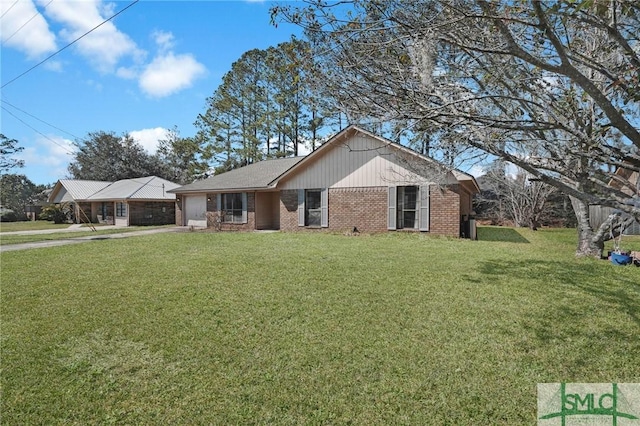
[156,127,209,185]
[196,38,336,173]
[272,0,640,257]
[0,174,47,219]
[0,134,24,173]
[477,162,557,229]
[68,131,173,181]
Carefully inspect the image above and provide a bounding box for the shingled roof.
[170,157,304,193]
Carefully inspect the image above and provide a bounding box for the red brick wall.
[129,201,175,225]
[279,190,299,231]
[281,186,462,236]
[429,184,460,236]
[328,187,387,233]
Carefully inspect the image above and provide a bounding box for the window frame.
[221,192,244,224]
[116,202,127,218]
[305,189,322,227]
[396,186,418,229]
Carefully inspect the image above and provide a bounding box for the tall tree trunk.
[570,196,604,258]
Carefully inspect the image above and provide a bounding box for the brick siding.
[281,186,462,237]
[129,201,175,225]
[328,187,388,233]
[429,184,461,236]
[279,190,299,231]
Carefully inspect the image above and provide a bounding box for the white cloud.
[139,52,206,98]
[19,135,76,181]
[0,0,57,58]
[152,30,175,53]
[43,0,144,72]
[2,1,204,98]
[129,127,169,154]
[116,66,138,80]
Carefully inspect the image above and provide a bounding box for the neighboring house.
[48,176,180,226]
[589,167,640,235]
[170,126,480,238]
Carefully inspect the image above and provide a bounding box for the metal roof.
[87,176,180,200]
[170,157,305,193]
[51,180,111,203]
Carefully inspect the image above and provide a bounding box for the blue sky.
[1,0,303,185]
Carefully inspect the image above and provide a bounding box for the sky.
[1,0,304,185]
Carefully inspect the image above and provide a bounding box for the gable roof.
[49,180,112,203]
[49,176,179,203]
[169,157,305,193]
[273,125,480,192]
[169,125,479,194]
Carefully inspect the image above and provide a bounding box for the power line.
[2,0,55,45]
[1,0,139,89]
[1,106,76,155]
[1,98,80,140]
[0,0,19,19]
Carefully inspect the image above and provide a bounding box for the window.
[397,186,417,229]
[305,189,322,227]
[116,202,127,217]
[222,193,243,223]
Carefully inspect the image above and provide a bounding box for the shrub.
[40,204,70,224]
[0,209,18,222]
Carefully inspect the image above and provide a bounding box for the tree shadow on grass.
[477,258,640,328]
[477,227,530,243]
[471,259,640,378]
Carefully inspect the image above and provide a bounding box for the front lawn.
[0,225,171,246]
[0,221,71,232]
[1,228,638,424]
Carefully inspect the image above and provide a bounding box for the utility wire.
[1,0,139,89]
[0,0,19,19]
[2,0,55,45]
[1,106,76,155]
[1,98,80,140]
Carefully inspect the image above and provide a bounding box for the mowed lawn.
[1,228,638,424]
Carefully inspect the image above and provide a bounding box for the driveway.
[0,226,181,253]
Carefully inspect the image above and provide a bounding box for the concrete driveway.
[0,226,181,253]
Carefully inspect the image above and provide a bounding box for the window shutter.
[321,188,328,228]
[297,189,305,227]
[419,185,430,231]
[241,192,248,224]
[388,186,397,230]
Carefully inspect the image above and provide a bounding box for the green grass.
[0,226,170,246]
[0,221,72,232]
[1,227,638,424]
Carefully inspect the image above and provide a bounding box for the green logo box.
[538,383,640,425]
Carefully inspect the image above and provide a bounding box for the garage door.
[184,195,207,227]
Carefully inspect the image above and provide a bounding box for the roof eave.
[170,185,275,194]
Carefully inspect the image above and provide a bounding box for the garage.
[183,194,207,227]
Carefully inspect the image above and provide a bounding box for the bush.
[40,204,70,224]
[0,209,18,222]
